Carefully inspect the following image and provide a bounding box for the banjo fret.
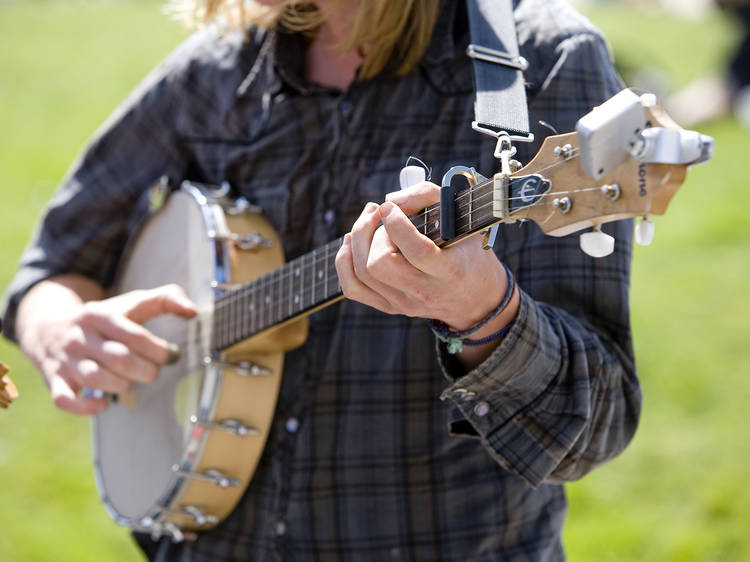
[213,236,345,349]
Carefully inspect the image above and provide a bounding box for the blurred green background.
[0,1,748,560]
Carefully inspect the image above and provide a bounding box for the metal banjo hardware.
[172,464,241,489]
[208,230,274,251]
[554,143,576,161]
[179,506,220,527]
[188,181,263,215]
[223,196,263,216]
[600,183,621,201]
[156,523,186,543]
[210,281,240,292]
[136,513,196,542]
[190,415,260,437]
[203,355,273,377]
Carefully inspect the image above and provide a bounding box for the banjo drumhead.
[93,189,216,525]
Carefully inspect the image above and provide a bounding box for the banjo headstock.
[503,89,714,256]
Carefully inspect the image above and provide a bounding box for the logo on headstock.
[638,163,647,197]
[509,174,551,212]
[519,178,539,203]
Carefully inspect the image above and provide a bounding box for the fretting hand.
[335,182,519,367]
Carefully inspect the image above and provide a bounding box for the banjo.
[92,90,712,541]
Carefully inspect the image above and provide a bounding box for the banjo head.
[93,186,219,531]
[92,181,289,540]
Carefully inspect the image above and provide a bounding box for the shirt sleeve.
[439,27,641,487]
[0,34,200,343]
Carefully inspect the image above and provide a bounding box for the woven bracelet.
[427,263,515,354]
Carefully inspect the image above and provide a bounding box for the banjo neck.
[210,93,713,351]
[210,178,499,351]
[211,237,344,351]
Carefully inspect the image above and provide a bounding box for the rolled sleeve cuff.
[1,263,62,343]
[439,289,564,486]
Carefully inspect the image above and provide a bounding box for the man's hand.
[335,182,519,367]
[18,275,197,416]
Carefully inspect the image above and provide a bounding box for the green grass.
[0,3,187,561]
[565,4,750,562]
[585,3,741,91]
[1,2,749,561]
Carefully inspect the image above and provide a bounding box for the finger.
[75,358,132,394]
[84,336,161,384]
[349,207,415,305]
[50,375,107,416]
[87,311,177,367]
[335,234,399,314]
[125,284,197,325]
[384,181,440,214]
[349,202,384,283]
[379,202,441,273]
[364,227,436,317]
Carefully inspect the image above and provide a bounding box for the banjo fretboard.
[210,176,503,350]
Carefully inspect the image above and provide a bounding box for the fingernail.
[380,202,394,218]
[365,202,379,213]
[165,342,181,365]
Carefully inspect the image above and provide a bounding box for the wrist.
[462,283,519,343]
[440,257,509,332]
[427,262,518,354]
[17,275,100,346]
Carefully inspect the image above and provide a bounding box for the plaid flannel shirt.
[2,0,641,560]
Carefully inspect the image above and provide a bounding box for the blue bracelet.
[427,263,515,354]
[461,323,512,347]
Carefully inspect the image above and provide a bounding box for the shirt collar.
[237,0,476,97]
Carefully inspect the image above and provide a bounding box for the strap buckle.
[471,123,535,159]
[466,44,529,71]
[472,122,535,150]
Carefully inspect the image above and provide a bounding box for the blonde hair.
[169,1,441,79]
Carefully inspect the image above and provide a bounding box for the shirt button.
[474,401,490,417]
[323,208,336,225]
[285,417,300,434]
[339,99,353,116]
[275,520,287,536]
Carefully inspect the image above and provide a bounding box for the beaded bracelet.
[427,262,516,354]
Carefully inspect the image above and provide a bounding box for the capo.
[439,178,457,242]
[439,166,482,243]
